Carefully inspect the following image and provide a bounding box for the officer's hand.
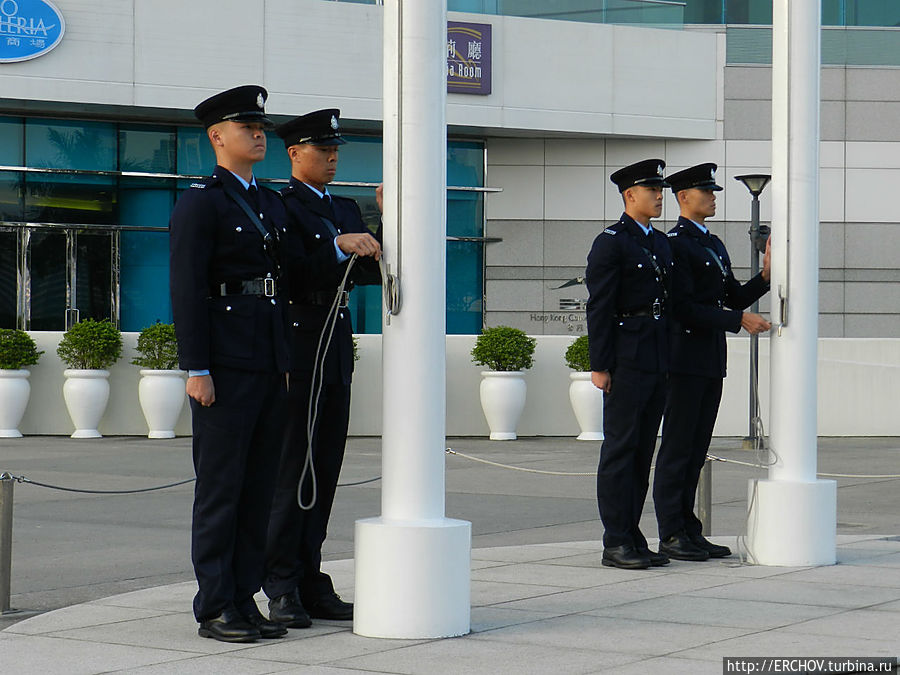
[741,312,771,335]
[762,237,771,282]
[186,375,216,407]
[591,370,611,393]
[375,183,384,214]
[337,233,382,260]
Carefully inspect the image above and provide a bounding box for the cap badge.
[256,93,265,109]
[331,115,339,130]
[710,167,716,179]
[657,164,664,176]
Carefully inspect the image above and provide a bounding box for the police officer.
[264,109,381,627]
[653,163,770,561]
[586,159,674,570]
[170,85,293,642]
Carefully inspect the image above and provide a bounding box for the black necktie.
[247,184,259,211]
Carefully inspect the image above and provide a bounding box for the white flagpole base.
[354,517,471,638]
[747,478,836,566]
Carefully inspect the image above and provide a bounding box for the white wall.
[14,333,900,438]
[0,0,717,139]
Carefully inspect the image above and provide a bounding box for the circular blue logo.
[0,0,66,63]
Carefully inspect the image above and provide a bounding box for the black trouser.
[264,372,351,603]
[653,373,723,541]
[596,366,666,549]
[190,367,287,622]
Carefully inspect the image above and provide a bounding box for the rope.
[707,455,900,479]
[1,472,380,494]
[445,448,595,476]
[5,474,195,495]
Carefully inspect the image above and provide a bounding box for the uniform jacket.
[169,166,296,373]
[281,179,381,384]
[667,216,769,378]
[585,213,674,375]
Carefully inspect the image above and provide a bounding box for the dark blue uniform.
[585,213,673,550]
[653,216,768,540]
[169,167,291,623]
[264,179,380,605]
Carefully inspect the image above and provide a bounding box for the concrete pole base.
[354,516,471,638]
[746,478,836,566]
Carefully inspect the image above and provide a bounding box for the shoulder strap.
[222,183,281,274]
[701,245,727,278]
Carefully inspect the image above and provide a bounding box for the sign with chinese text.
[0,0,65,63]
[447,21,491,95]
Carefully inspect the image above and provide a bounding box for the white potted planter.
[56,319,123,439]
[63,369,111,438]
[132,322,183,439]
[139,370,186,438]
[569,371,604,441]
[0,370,31,438]
[479,371,527,440]
[0,329,44,438]
[565,335,603,440]
[471,326,536,441]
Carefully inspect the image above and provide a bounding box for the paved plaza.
[0,436,897,673]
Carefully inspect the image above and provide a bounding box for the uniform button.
[259,213,264,218]
[226,305,232,311]
[618,322,624,326]
[289,300,293,305]
[637,263,643,269]
[271,299,276,305]
[705,261,711,266]
[266,272,272,278]
[337,229,342,234]
[293,322,299,327]
[315,234,321,239]
[235,226,242,232]
[339,312,344,319]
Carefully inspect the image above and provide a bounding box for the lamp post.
[734,174,771,449]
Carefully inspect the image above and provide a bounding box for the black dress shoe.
[659,532,710,561]
[304,592,353,620]
[198,607,261,643]
[241,604,288,638]
[638,547,670,566]
[601,544,651,570]
[268,589,312,628]
[689,534,732,558]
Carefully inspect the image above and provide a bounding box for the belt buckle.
[652,300,661,320]
[264,277,276,297]
[339,290,349,308]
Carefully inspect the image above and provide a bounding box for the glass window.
[0,173,23,221]
[24,173,116,225]
[683,0,725,24]
[25,120,116,171]
[176,127,216,176]
[119,126,176,173]
[0,117,23,165]
[120,229,172,331]
[0,229,16,328]
[847,1,900,27]
[74,231,113,323]
[726,0,772,24]
[27,229,67,331]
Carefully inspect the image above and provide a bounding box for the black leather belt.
[211,277,277,298]
[296,290,350,308]
[617,300,664,320]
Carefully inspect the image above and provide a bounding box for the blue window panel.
[337,135,383,183]
[119,126,175,173]
[0,117,23,165]
[176,127,216,176]
[252,131,292,181]
[120,230,172,332]
[25,119,116,171]
[119,178,174,228]
[448,140,484,188]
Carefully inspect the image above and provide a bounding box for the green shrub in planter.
[131,322,179,370]
[0,329,43,370]
[57,319,123,370]
[564,334,591,372]
[470,326,536,372]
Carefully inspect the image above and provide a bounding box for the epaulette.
[189,182,206,189]
[602,228,617,236]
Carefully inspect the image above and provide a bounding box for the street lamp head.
[735,174,772,197]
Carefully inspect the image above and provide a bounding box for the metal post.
[0,473,14,613]
[697,459,712,535]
